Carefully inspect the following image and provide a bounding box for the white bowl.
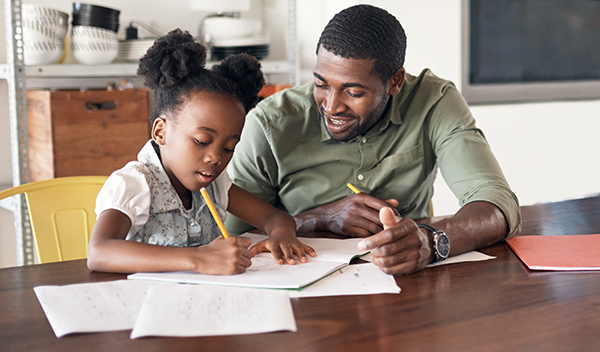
[72,41,118,64]
[71,25,118,64]
[24,40,64,65]
[72,25,118,43]
[22,4,69,20]
[22,4,69,38]
[202,17,261,41]
[23,18,66,42]
[72,48,118,65]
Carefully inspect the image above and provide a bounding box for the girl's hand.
[226,185,316,264]
[250,233,316,265]
[198,236,254,275]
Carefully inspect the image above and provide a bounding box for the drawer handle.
[85,102,117,111]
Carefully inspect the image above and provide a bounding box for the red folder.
[507,234,600,271]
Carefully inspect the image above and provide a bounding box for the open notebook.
[128,233,369,289]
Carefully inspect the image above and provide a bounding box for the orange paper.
[507,234,600,271]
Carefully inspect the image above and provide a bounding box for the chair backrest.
[0,176,107,264]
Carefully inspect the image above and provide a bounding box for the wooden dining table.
[1,196,599,351]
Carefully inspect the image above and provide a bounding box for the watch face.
[436,233,450,258]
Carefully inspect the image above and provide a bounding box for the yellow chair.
[0,176,107,264]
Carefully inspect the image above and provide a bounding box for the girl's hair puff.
[137,28,265,123]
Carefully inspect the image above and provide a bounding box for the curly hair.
[137,29,265,123]
[316,5,407,83]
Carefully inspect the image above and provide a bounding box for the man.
[226,4,521,275]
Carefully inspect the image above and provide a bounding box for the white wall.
[2,0,599,266]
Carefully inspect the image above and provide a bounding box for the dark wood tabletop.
[1,196,600,351]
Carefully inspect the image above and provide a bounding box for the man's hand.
[294,193,399,237]
[358,207,432,275]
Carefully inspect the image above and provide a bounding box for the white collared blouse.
[95,140,231,247]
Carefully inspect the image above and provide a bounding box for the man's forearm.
[426,201,509,257]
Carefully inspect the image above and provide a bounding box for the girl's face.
[153,91,245,198]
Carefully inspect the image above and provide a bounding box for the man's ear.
[152,117,167,145]
[388,67,406,96]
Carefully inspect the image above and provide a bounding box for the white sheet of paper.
[130,284,296,338]
[426,251,496,267]
[360,250,495,267]
[33,280,168,338]
[289,263,400,298]
[129,258,346,289]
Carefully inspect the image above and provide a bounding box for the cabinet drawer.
[29,89,150,126]
[26,89,151,182]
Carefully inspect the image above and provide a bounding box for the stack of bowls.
[202,17,269,61]
[71,3,120,64]
[22,4,69,65]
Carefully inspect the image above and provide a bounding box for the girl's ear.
[152,117,167,145]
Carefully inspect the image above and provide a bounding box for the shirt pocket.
[373,143,424,174]
[367,143,425,210]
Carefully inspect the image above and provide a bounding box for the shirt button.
[362,138,367,143]
[357,174,364,181]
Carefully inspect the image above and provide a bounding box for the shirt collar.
[137,140,186,214]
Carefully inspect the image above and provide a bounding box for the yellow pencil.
[347,182,360,194]
[200,187,230,239]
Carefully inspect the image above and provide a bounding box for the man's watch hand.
[418,224,450,262]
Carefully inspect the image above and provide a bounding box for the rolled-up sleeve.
[428,85,521,237]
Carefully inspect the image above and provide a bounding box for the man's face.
[313,46,394,142]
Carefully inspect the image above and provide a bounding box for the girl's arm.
[87,209,253,274]
[227,184,316,264]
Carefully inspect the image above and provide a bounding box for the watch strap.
[417,223,439,235]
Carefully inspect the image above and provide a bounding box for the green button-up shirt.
[226,69,521,236]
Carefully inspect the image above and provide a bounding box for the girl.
[88,29,315,275]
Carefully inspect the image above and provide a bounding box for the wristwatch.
[418,224,450,262]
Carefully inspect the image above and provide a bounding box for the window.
[462,0,600,104]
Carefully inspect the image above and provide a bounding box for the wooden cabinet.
[26,89,150,182]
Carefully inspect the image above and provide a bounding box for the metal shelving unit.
[4,0,34,265]
[2,0,298,266]
[21,60,291,78]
